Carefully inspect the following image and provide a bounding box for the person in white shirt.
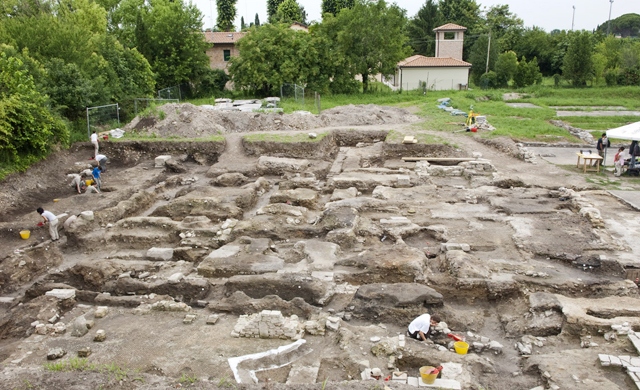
[37,207,59,241]
[67,173,82,194]
[92,154,108,173]
[90,131,99,157]
[407,313,441,341]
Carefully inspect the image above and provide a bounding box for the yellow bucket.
[85,179,93,186]
[20,230,30,239]
[454,341,469,355]
[419,366,437,384]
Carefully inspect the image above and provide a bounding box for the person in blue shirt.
[92,166,102,190]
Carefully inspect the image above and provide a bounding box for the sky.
[192,0,638,33]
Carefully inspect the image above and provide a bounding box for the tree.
[513,56,542,88]
[563,31,594,86]
[439,0,481,32]
[127,0,210,89]
[0,48,68,162]
[494,50,518,87]
[241,16,246,30]
[483,4,523,52]
[229,24,315,96]
[468,35,499,83]
[255,13,260,26]
[267,0,285,23]
[217,0,237,32]
[321,0,354,17]
[274,0,307,25]
[330,0,411,92]
[596,13,640,37]
[406,0,442,56]
[514,27,569,76]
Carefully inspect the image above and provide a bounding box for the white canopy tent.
[606,121,640,141]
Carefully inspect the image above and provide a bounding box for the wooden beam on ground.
[402,157,476,162]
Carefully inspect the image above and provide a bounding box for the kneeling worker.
[408,313,441,342]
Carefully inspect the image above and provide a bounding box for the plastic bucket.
[419,366,437,384]
[454,341,469,355]
[85,179,93,186]
[20,230,30,240]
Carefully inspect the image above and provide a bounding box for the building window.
[444,32,455,40]
[223,50,231,61]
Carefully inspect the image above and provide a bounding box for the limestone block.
[207,314,219,325]
[407,377,420,387]
[167,272,184,284]
[44,288,76,299]
[155,155,172,168]
[94,329,106,342]
[63,215,77,229]
[70,316,89,337]
[147,247,174,261]
[257,156,311,174]
[183,314,196,324]
[330,187,358,201]
[396,175,411,187]
[47,348,66,360]
[79,211,94,221]
[77,347,92,357]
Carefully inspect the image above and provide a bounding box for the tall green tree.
[217,0,237,32]
[468,35,499,83]
[255,13,260,26]
[483,4,523,52]
[439,0,481,32]
[494,50,518,87]
[241,16,246,30]
[330,0,411,92]
[274,0,306,25]
[406,0,442,56]
[321,0,354,17]
[513,56,542,88]
[267,0,285,23]
[563,31,594,86]
[0,48,68,162]
[229,24,315,95]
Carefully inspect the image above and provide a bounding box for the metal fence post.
[86,107,90,139]
[116,103,120,125]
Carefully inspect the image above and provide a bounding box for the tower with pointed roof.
[434,23,467,61]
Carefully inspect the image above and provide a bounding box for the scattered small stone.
[94,329,106,342]
[183,314,197,324]
[94,306,109,318]
[77,347,92,357]
[206,314,219,325]
[370,336,381,343]
[47,348,66,360]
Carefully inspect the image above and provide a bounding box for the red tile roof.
[398,55,471,68]
[204,32,247,44]
[433,23,467,31]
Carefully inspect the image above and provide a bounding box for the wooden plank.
[402,157,476,162]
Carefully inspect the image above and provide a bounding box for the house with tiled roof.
[204,32,247,72]
[394,23,471,91]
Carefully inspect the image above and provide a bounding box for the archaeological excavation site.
[1,103,640,390]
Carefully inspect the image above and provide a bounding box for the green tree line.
[1,0,639,177]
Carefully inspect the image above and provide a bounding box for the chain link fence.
[134,98,180,116]
[86,104,120,138]
[157,85,182,100]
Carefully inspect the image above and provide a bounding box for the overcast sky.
[193,0,638,33]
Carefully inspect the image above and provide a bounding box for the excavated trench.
[0,127,639,389]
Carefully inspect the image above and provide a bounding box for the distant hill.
[596,13,640,37]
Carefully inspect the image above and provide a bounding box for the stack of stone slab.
[231,310,303,340]
[598,330,640,388]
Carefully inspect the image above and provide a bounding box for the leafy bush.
[479,71,498,89]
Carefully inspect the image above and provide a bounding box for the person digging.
[407,313,441,342]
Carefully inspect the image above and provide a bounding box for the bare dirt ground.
[0,103,640,390]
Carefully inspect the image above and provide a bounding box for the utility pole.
[607,0,614,35]
[210,0,215,31]
[571,6,575,31]
[485,31,491,74]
